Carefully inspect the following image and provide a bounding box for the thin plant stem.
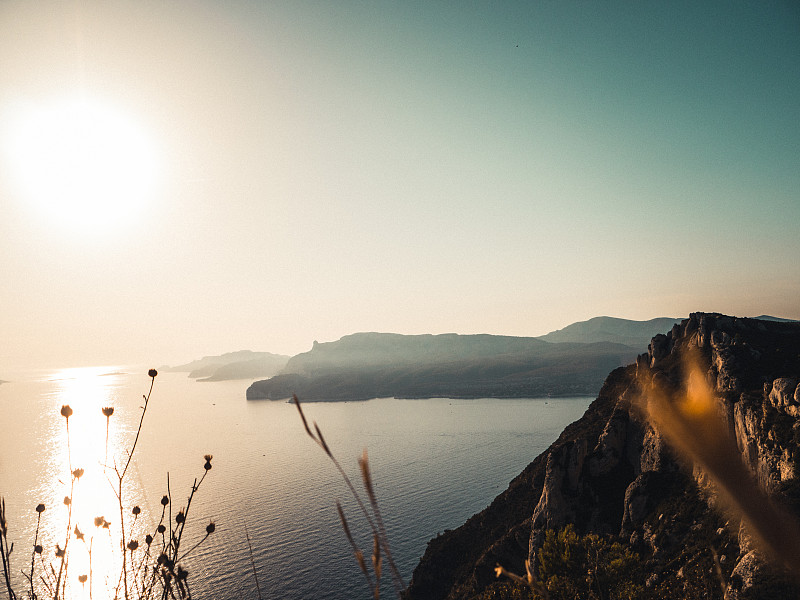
[0,498,18,600]
[122,374,155,480]
[118,474,129,600]
[55,431,76,600]
[105,415,111,467]
[359,450,404,594]
[66,418,72,474]
[88,536,94,600]
[115,371,156,600]
[336,501,376,595]
[244,523,263,600]
[28,511,42,599]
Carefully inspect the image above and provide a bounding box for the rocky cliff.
[404,313,800,599]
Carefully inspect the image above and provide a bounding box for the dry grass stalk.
[494,559,550,599]
[295,395,405,597]
[243,523,263,600]
[0,498,17,600]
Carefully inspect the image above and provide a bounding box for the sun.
[3,94,160,234]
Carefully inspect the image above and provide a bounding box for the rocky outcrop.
[405,314,800,600]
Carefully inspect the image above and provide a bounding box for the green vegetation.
[536,525,642,600]
[483,525,643,600]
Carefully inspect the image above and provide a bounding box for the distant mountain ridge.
[753,315,797,323]
[284,333,551,376]
[246,317,689,401]
[535,316,682,348]
[247,333,651,401]
[171,316,794,388]
[165,350,289,381]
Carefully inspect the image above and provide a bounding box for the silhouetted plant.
[0,369,217,600]
[295,394,405,598]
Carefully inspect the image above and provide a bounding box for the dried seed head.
[148,369,158,378]
[336,502,355,545]
[354,549,368,574]
[63,496,71,506]
[34,544,43,554]
[314,423,332,457]
[525,559,534,584]
[373,533,382,581]
[127,540,139,552]
[203,454,213,470]
[55,544,65,558]
[102,407,114,417]
[177,566,188,580]
[206,522,216,535]
[72,468,84,479]
[74,525,84,540]
[132,506,141,516]
[94,516,104,527]
[78,575,88,584]
[60,405,73,419]
[359,449,375,503]
[160,495,169,506]
[175,511,185,524]
[157,524,166,534]
[35,504,45,514]
[145,534,153,545]
[373,534,380,564]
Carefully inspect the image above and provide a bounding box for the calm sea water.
[0,368,592,599]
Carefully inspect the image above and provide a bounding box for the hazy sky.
[1,1,798,370]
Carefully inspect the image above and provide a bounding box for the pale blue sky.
[0,1,798,369]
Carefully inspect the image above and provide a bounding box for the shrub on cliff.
[537,525,642,600]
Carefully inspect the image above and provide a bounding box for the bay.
[0,368,592,599]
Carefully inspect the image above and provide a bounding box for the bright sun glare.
[4,95,160,233]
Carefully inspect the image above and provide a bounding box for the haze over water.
[0,369,591,599]
[1,3,798,596]
[1,2,798,371]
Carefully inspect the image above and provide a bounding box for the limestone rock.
[588,407,628,476]
[769,377,799,416]
[405,314,800,600]
[621,472,661,535]
[649,333,671,368]
[530,440,587,549]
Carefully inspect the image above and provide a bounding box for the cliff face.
[405,313,800,599]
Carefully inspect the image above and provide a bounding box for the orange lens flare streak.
[639,356,800,575]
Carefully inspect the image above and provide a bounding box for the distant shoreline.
[249,393,597,404]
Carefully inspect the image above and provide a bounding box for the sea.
[0,367,592,599]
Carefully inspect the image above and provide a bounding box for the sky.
[0,1,798,371]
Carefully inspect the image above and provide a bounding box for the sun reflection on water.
[34,367,152,600]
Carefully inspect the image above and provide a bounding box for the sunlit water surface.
[0,369,592,599]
